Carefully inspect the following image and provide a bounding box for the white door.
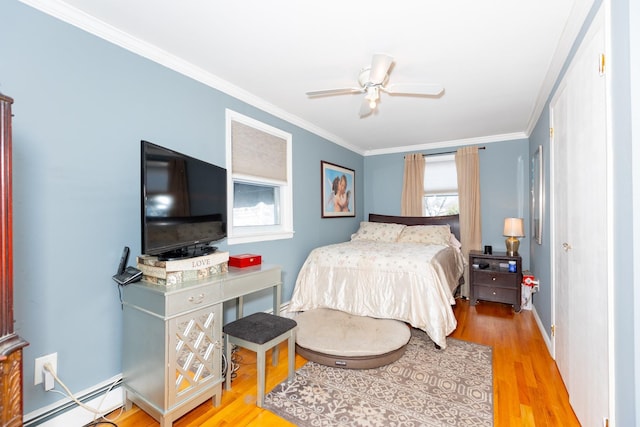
[550,90,571,385]
[550,5,610,426]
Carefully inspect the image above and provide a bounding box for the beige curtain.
[455,146,482,297]
[401,153,425,216]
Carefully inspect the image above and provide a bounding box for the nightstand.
[469,250,522,312]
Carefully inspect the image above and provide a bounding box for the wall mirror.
[532,145,544,245]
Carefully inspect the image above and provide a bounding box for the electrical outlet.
[34,353,57,387]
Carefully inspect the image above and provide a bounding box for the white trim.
[631,0,640,422]
[18,0,561,157]
[24,376,123,427]
[225,110,294,245]
[532,305,553,356]
[18,0,364,155]
[548,100,557,361]
[525,0,597,135]
[363,132,527,157]
[603,2,616,424]
[227,230,294,246]
[548,6,613,424]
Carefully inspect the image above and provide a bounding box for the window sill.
[227,230,294,245]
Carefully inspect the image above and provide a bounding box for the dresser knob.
[492,277,496,281]
[188,293,205,304]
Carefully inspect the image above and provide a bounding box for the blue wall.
[0,1,363,414]
[364,139,530,270]
[2,0,637,424]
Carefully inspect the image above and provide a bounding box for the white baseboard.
[532,305,554,358]
[24,376,123,427]
[277,301,293,317]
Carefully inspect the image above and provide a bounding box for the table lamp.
[503,217,525,256]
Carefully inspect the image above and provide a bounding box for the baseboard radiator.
[23,376,123,427]
[23,303,293,426]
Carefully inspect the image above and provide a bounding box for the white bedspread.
[288,240,465,348]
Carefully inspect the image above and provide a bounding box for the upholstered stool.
[223,312,297,407]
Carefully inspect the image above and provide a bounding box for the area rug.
[263,329,493,426]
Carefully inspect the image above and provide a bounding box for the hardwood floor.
[109,299,580,426]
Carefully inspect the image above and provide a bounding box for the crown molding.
[525,0,597,135]
[363,132,528,157]
[20,0,580,157]
[19,0,366,156]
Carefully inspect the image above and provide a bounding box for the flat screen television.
[141,140,227,260]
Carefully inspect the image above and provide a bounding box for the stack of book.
[137,251,229,286]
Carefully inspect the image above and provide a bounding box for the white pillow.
[449,233,462,249]
[397,224,451,245]
[351,221,406,242]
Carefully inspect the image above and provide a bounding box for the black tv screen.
[141,140,227,259]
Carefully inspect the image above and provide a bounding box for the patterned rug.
[263,329,493,426]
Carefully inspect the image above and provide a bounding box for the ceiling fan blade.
[383,83,444,96]
[358,97,373,117]
[368,54,394,84]
[306,87,363,97]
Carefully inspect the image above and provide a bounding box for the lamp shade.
[503,217,525,237]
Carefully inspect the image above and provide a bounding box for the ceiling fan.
[305,54,444,117]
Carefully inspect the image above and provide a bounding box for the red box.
[229,254,262,268]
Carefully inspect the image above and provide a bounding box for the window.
[226,110,293,244]
[423,154,459,216]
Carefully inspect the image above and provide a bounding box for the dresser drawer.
[473,271,517,287]
[166,286,221,316]
[475,285,518,304]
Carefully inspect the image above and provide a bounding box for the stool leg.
[272,343,279,366]
[225,335,232,391]
[257,347,266,407]
[287,330,296,383]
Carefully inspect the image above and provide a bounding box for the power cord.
[117,283,124,310]
[43,363,123,425]
[228,344,240,382]
[83,422,117,427]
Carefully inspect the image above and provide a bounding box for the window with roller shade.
[226,110,293,244]
[423,154,459,216]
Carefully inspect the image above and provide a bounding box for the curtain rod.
[420,146,486,157]
[403,146,486,159]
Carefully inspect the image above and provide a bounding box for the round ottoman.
[295,308,411,369]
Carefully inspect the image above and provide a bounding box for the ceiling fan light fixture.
[306,54,444,117]
[363,86,380,111]
[364,86,379,103]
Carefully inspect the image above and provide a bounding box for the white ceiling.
[23,0,593,155]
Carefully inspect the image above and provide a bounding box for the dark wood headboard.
[368,213,461,242]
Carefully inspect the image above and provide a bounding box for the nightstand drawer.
[473,271,517,288]
[475,285,518,303]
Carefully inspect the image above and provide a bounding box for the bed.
[288,213,465,349]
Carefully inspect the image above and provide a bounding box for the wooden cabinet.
[121,264,282,427]
[469,250,522,312]
[0,93,28,427]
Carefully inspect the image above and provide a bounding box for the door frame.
[548,2,615,424]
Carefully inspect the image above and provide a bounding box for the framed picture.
[321,161,355,218]
[531,145,544,245]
